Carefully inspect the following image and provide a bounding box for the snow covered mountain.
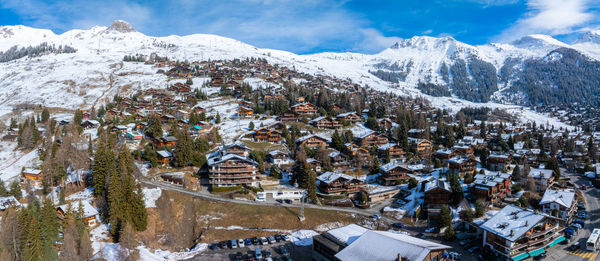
[0,20,599,120]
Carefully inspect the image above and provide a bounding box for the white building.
[256,185,306,202]
[539,189,576,223]
[528,168,555,192]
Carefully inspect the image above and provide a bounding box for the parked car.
[219,241,228,249]
[274,235,282,242]
[371,214,380,219]
[425,227,437,233]
[238,239,245,248]
[459,240,469,246]
[264,250,272,258]
[252,237,259,245]
[255,248,263,260]
[279,245,290,257]
[231,240,238,249]
[569,242,580,251]
[234,252,243,261]
[260,237,268,245]
[574,219,585,227]
[209,243,218,250]
[468,246,480,253]
[282,234,291,241]
[267,236,276,244]
[448,252,462,260]
[416,233,425,239]
[284,199,292,204]
[246,238,253,246]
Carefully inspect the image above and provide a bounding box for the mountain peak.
[106,20,136,33]
[574,30,600,45]
[390,36,458,50]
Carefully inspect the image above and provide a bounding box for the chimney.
[397,254,402,261]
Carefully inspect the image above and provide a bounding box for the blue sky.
[1,0,600,54]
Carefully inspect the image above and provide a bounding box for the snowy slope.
[0,20,593,127]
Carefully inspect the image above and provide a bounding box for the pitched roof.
[425,179,451,193]
[480,205,545,242]
[528,168,554,179]
[57,201,99,218]
[317,172,358,185]
[334,230,450,261]
[539,189,575,208]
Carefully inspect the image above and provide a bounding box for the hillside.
[0,20,598,119]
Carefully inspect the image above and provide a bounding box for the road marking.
[590,253,598,260]
[584,252,592,258]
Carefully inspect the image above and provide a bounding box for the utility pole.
[298,194,306,222]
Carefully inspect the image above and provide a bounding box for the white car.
[238,239,245,248]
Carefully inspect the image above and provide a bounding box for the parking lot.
[186,234,312,261]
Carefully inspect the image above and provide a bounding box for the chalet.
[157,150,173,166]
[296,134,329,149]
[253,128,282,143]
[471,171,511,204]
[348,146,370,165]
[378,163,410,185]
[487,153,513,171]
[377,118,394,130]
[237,106,254,117]
[309,117,342,129]
[312,224,451,261]
[81,119,100,129]
[207,153,258,187]
[279,109,301,122]
[480,205,564,261]
[424,179,452,207]
[539,189,577,224]
[57,201,99,227]
[125,131,144,143]
[528,168,555,192]
[154,136,178,148]
[291,103,318,115]
[408,129,425,138]
[448,156,477,177]
[361,185,401,204]
[220,143,252,157]
[433,148,458,166]
[136,122,148,131]
[266,150,293,166]
[336,112,363,124]
[452,144,475,155]
[188,122,211,136]
[110,125,127,134]
[307,158,323,173]
[23,168,43,186]
[317,172,363,195]
[160,114,176,124]
[354,131,388,148]
[267,121,285,131]
[0,196,21,214]
[256,185,306,202]
[329,151,350,170]
[408,138,433,156]
[377,143,406,161]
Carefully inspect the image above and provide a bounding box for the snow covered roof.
[335,230,450,261]
[157,150,172,158]
[425,179,451,193]
[480,205,545,242]
[207,153,258,166]
[355,130,376,139]
[325,224,368,246]
[337,112,359,117]
[528,168,554,179]
[23,168,42,175]
[0,196,20,210]
[317,172,358,185]
[296,134,328,143]
[539,189,575,208]
[380,162,403,172]
[57,201,99,218]
[377,143,398,151]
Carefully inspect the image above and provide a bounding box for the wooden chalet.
[378,163,410,185]
[424,179,452,207]
[355,131,389,147]
[377,143,406,160]
[317,172,364,195]
[23,168,43,186]
[157,150,173,166]
[309,117,342,129]
[291,103,318,115]
[253,128,282,143]
[336,112,363,124]
[154,136,178,148]
[448,156,477,177]
[237,106,254,117]
[279,109,301,122]
[57,201,99,227]
[409,138,433,156]
[207,154,258,187]
[296,135,329,149]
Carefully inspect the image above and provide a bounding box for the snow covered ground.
[142,187,162,208]
[0,143,40,183]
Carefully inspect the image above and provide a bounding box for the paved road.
[546,169,599,261]
[141,179,397,221]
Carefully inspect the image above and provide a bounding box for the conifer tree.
[23,217,43,261]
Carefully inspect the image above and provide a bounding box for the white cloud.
[422,29,433,35]
[354,28,402,53]
[495,0,594,42]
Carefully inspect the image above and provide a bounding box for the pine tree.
[23,217,43,261]
[0,181,8,196]
[41,108,50,123]
[9,181,22,199]
[216,112,221,124]
[512,165,521,181]
[1,208,21,260]
[73,110,83,126]
[146,115,163,139]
